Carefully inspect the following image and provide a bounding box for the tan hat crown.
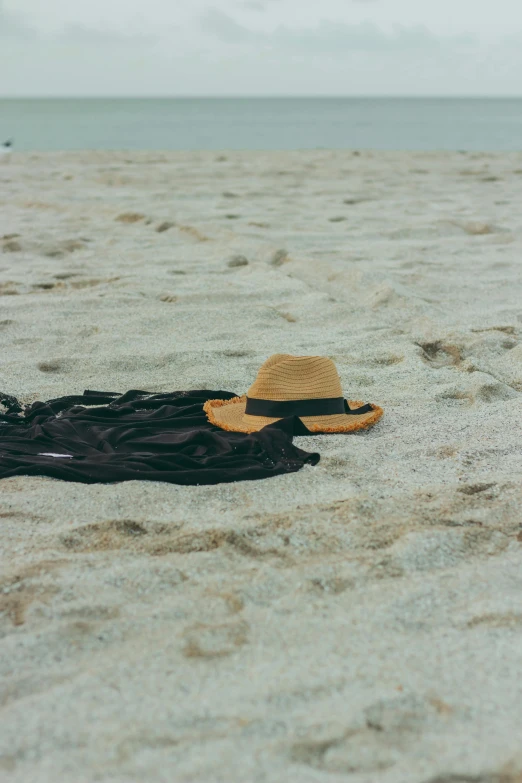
[248,354,343,401]
[203,353,383,434]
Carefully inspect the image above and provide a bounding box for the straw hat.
[204,354,384,433]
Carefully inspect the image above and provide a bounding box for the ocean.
[1,97,521,152]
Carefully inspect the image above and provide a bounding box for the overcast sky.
[1,0,522,96]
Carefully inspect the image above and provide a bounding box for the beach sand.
[1,150,522,782]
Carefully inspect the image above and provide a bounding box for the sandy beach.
[1,149,522,782]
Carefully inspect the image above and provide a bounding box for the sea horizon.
[2,94,522,98]
[2,96,522,151]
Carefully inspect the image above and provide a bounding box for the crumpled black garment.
[0,389,319,485]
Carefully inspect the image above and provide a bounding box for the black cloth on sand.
[0,389,319,485]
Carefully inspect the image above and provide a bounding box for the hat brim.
[204,396,383,434]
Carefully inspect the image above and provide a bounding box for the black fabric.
[245,396,374,417]
[0,389,319,486]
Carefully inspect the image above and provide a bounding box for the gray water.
[1,97,521,152]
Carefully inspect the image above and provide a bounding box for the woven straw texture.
[204,354,384,433]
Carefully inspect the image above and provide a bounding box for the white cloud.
[200,11,476,53]
[239,0,282,10]
[200,9,258,43]
[0,0,521,95]
[60,23,156,46]
[0,0,34,37]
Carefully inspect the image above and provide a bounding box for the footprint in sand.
[0,561,66,627]
[417,341,462,368]
[0,282,20,295]
[445,220,505,236]
[474,381,517,403]
[115,212,146,224]
[60,520,148,552]
[290,695,449,774]
[178,225,209,242]
[227,255,249,268]
[182,620,249,658]
[3,240,22,253]
[156,221,176,233]
[159,294,178,303]
[270,249,289,266]
[466,613,522,629]
[44,239,87,258]
[38,359,70,373]
[32,282,65,291]
[276,310,297,323]
[457,483,496,496]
